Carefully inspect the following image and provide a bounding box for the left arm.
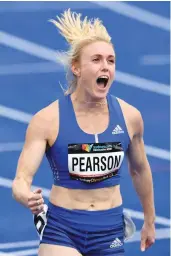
[127,109,155,251]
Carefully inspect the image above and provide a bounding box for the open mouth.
[96,76,109,88]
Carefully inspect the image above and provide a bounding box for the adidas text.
[110,238,123,248]
[112,125,124,135]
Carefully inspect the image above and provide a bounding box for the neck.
[71,90,107,112]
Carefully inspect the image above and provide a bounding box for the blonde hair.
[49,9,112,95]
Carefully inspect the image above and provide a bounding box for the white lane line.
[1,176,170,227]
[0,2,101,12]
[0,143,24,152]
[140,55,170,65]
[116,70,170,96]
[124,208,170,227]
[145,145,170,161]
[5,249,37,256]
[0,177,50,198]
[0,241,38,250]
[0,253,16,256]
[0,31,63,63]
[0,105,170,161]
[0,105,32,123]
[126,228,170,243]
[0,240,39,250]
[0,31,169,96]
[0,62,62,75]
[93,1,170,31]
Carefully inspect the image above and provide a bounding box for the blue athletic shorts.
[40,202,125,256]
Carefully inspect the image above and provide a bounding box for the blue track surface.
[0,2,170,255]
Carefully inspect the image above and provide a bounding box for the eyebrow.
[91,54,115,58]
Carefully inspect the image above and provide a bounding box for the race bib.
[68,142,124,183]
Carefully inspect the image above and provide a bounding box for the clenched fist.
[27,188,44,214]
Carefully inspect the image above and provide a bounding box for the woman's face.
[73,41,115,100]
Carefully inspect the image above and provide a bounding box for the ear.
[71,61,81,77]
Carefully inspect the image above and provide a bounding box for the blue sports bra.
[46,94,130,189]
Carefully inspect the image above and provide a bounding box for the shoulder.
[32,100,59,124]
[26,100,59,139]
[116,97,144,138]
[117,97,141,120]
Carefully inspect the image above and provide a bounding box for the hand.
[27,188,44,215]
[141,222,155,252]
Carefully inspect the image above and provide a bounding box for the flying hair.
[49,9,112,94]
[49,9,111,49]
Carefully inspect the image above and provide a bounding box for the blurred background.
[0,1,170,255]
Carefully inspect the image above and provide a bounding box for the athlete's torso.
[44,94,132,210]
[46,94,130,187]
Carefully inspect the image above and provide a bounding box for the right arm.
[12,110,49,213]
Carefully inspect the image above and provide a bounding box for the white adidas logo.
[110,238,123,248]
[112,125,124,135]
